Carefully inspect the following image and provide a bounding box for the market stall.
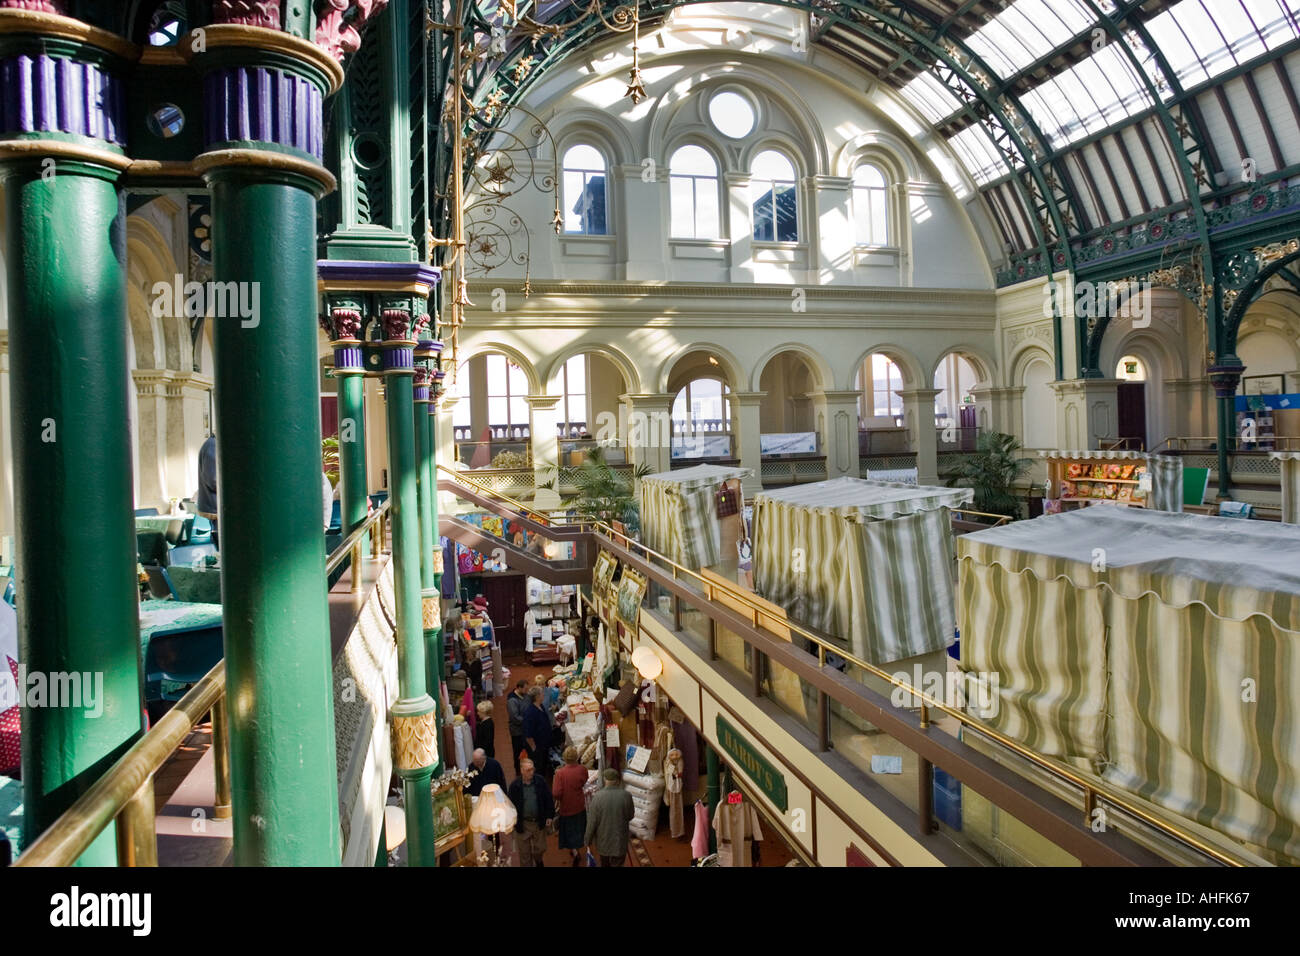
[957,506,1300,861]
[639,464,751,571]
[751,477,973,667]
[1040,450,1184,513]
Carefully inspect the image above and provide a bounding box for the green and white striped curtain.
[958,508,1300,861]
[1146,454,1183,513]
[639,465,750,571]
[1272,453,1300,524]
[752,478,973,665]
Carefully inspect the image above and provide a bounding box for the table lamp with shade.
[469,783,516,866]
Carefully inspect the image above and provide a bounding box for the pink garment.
[691,801,710,859]
[462,687,476,734]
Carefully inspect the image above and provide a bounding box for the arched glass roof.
[463,0,1300,267]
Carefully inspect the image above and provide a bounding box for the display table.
[135,513,195,544]
[164,565,222,604]
[958,507,1300,861]
[752,476,972,665]
[1,773,20,859]
[139,600,224,702]
[640,464,751,571]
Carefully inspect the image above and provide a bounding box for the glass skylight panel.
[1242,0,1300,49]
[963,0,1094,79]
[1014,44,1153,146]
[1144,0,1300,87]
[947,124,1008,185]
[900,71,965,125]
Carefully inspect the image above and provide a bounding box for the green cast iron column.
[413,354,441,776]
[381,306,439,866]
[4,154,141,866]
[204,162,341,865]
[339,369,369,534]
[705,744,721,854]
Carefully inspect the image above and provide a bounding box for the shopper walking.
[507,759,554,867]
[506,679,529,776]
[467,748,507,798]
[474,699,496,758]
[585,768,634,867]
[551,747,589,866]
[522,686,552,780]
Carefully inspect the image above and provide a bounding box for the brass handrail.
[437,463,556,525]
[327,498,391,575]
[16,500,394,866]
[437,466,1250,865]
[16,662,226,867]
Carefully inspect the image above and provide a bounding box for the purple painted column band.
[203,66,323,159]
[382,346,414,372]
[333,344,363,372]
[0,54,125,145]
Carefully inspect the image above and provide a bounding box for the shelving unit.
[525,578,577,659]
[1043,451,1150,512]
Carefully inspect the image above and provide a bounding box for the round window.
[146,104,185,139]
[708,91,755,139]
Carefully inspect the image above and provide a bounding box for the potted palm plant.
[547,445,650,533]
[947,431,1031,520]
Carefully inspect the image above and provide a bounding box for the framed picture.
[616,568,648,630]
[431,774,471,855]
[592,549,617,601]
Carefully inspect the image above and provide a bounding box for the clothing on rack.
[690,800,710,860]
[670,708,700,795]
[663,749,685,838]
[713,796,763,867]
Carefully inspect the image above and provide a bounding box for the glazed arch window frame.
[560,142,611,236]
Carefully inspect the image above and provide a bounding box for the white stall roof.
[754,476,973,518]
[959,507,1300,629]
[641,464,751,487]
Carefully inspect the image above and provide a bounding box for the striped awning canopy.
[752,477,972,665]
[958,507,1300,862]
[639,464,751,571]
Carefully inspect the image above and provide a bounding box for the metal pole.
[211,696,231,821]
[114,780,158,868]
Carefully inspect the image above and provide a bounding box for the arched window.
[671,379,732,433]
[852,164,889,245]
[562,144,607,235]
[451,360,472,430]
[751,150,797,242]
[856,354,904,422]
[670,145,720,239]
[559,355,588,437]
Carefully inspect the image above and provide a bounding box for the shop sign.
[716,714,788,812]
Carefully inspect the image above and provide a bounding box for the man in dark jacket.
[506,680,529,775]
[585,768,634,866]
[522,686,552,781]
[196,432,218,547]
[506,759,554,866]
[467,748,507,797]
